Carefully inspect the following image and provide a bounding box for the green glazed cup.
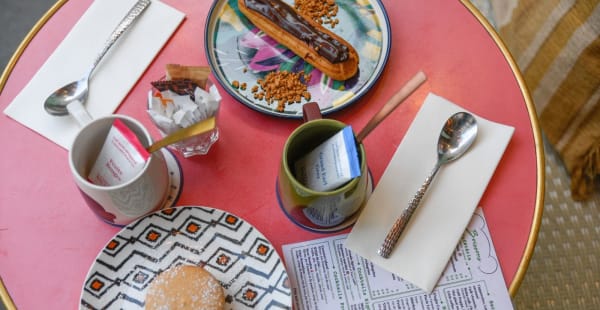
[276,103,371,232]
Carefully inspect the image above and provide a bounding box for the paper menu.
[282,208,514,310]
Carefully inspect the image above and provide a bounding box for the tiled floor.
[0,0,55,74]
[512,139,600,310]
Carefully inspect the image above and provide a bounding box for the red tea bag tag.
[88,119,150,186]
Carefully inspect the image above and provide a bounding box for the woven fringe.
[570,141,600,200]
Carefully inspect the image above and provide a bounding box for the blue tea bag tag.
[294,125,361,191]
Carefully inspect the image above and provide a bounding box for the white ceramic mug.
[69,115,169,226]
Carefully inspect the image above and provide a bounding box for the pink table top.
[0,0,544,308]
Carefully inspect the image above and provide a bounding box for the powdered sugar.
[145,264,225,310]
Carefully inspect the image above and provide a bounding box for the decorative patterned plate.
[80,206,291,309]
[205,0,391,118]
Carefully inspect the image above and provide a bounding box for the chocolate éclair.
[238,0,359,81]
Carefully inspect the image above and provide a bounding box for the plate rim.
[79,205,292,309]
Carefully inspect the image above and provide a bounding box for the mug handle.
[66,100,93,126]
[302,102,322,123]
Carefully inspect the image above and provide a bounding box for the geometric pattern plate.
[80,206,291,309]
[205,0,391,118]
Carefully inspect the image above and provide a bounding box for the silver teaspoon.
[43,0,151,121]
[377,112,478,258]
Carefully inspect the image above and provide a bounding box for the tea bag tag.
[88,119,150,186]
[294,125,361,191]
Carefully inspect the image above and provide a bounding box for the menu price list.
[282,208,513,310]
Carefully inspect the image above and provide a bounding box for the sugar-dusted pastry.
[238,0,359,81]
[145,265,225,310]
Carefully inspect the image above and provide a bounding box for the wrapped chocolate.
[147,65,221,157]
[165,64,210,89]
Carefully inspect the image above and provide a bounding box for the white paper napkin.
[345,93,514,293]
[3,0,185,149]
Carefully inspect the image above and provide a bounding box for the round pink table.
[0,0,543,308]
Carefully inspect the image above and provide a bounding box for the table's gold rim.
[460,0,546,298]
[0,2,68,308]
[0,0,68,94]
[0,0,545,302]
[0,276,17,310]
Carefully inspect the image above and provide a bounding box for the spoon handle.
[146,117,216,153]
[89,0,151,75]
[377,163,441,258]
[355,71,426,143]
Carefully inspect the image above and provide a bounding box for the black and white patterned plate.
[80,206,291,309]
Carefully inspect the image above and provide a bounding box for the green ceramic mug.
[276,103,372,232]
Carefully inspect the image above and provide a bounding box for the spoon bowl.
[437,112,478,163]
[377,112,478,258]
[44,77,89,116]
